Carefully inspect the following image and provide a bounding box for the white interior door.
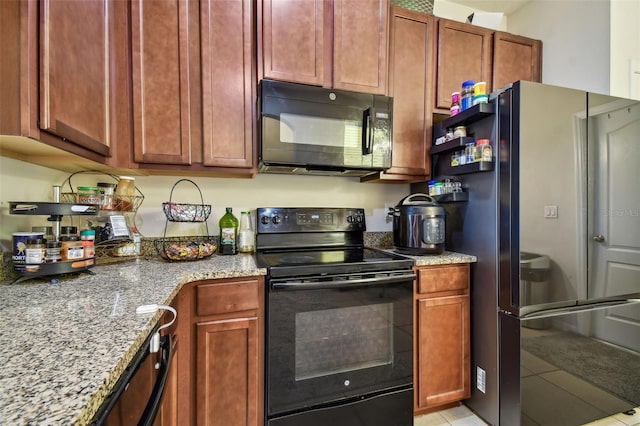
[589,98,640,352]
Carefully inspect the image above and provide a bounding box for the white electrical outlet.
[544,205,558,218]
[477,366,486,393]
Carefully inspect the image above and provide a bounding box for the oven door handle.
[271,272,416,291]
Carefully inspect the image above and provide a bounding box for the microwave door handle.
[362,108,372,154]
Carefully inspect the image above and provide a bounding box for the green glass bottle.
[218,207,239,255]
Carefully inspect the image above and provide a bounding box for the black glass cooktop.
[256,248,414,278]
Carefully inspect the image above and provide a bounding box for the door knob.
[593,234,605,242]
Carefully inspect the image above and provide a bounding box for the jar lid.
[118,176,135,181]
[476,139,491,145]
[78,186,100,191]
[462,80,476,87]
[80,229,96,236]
[59,236,81,241]
[97,182,116,188]
[46,241,61,248]
[26,238,44,244]
[61,226,78,234]
[454,125,466,130]
[465,142,476,146]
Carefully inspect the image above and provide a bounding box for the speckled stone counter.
[385,250,477,266]
[0,254,265,425]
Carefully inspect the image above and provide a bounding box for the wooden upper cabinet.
[201,0,255,169]
[132,0,255,173]
[333,0,389,95]
[131,0,196,166]
[363,6,432,182]
[493,31,542,91]
[260,0,328,86]
[259,0,389,95]
[435,18,493,112]
[40,0,112,157]
[1,0,130,166]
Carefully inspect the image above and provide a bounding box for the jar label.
[221,228,236,245]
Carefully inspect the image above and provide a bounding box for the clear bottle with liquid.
[238,211,255,254]
[218,208,239,255]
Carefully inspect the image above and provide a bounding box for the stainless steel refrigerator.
[424,81,640,425]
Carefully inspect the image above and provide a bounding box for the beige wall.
[0,156,408,247]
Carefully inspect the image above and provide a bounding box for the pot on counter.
[390,193,445,255]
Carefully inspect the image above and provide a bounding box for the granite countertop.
[0,249,474,425]
[0,254,265,425]
[387,250,477,266]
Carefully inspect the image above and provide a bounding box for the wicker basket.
[154,237,217,262]
[60,171,145,212]
[162,202,211,222]
[162,179,211,222]
[155,179,215,262]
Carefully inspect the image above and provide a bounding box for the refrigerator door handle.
[519,295,640,319]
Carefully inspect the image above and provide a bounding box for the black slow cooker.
[390,193,445,255]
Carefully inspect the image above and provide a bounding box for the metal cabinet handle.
[593,234,605,242]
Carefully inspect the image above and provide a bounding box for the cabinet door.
[196,317,260,426]
[39,0,113,157]
[201,0,255,169]
[259,0,329,87]
[333,0,389,95]
[383,7,434,178]
[493,32,542,91]
[416,294,470,410]
[131,0,196,165]
[435,18,492,111]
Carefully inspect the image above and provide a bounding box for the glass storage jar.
[115,176,135,211]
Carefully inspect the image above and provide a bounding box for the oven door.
[266,271,415,418]
[260,79,392,171]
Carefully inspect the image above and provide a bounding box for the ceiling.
[444,0,530,15]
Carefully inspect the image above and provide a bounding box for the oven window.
[294,303,393,381]
[280,113,361,148]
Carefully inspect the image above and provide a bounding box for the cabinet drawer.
[417,264,469,294]
[196,278,260,317]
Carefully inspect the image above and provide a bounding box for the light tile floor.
[414,404,640,425]
[415,405,489,426]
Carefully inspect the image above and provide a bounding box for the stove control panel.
[256,207,366,233]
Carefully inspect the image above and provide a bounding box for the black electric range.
[255,207,414,278]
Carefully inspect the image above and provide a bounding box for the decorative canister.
[78,186,102,205]
[473,81,487,96]
[12,232,44,272]
[461,80,475,111]
[97,182,116,210]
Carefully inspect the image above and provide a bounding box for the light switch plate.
[544,205,558,218]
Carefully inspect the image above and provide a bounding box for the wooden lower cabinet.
[174,276,264,426]
[414,264,470,414]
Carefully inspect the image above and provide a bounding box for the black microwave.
[259,80,393,177]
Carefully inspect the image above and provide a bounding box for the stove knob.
[272,215,281,225]
[347,215,353,223]
[355,215,363,223]
[260,215,270,225]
